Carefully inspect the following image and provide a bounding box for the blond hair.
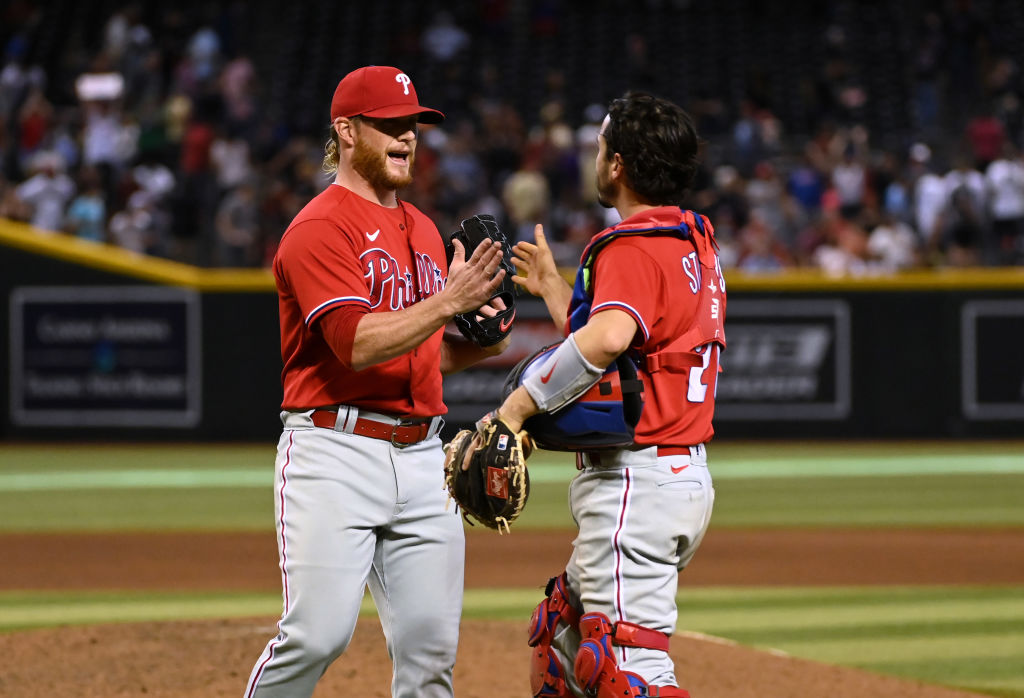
[322,126,340,175]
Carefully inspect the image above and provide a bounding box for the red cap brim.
[360,104,445,124]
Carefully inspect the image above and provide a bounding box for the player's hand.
[474,294,506,320]
[460,431,483,471]
[512,224,561,297]
[474,296,512,355]
[443,238,506,316]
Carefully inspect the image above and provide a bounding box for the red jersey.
[273,184,448,416]
[571,207,727,446]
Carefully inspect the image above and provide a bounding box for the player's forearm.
[541,280,573,329]
[440,333,507,375]
[349,294,454,371]
[497,385,540,432]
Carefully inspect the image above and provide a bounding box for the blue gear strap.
[573,612,690,698]
[528,574,581,697]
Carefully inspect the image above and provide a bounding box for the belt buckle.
[390,418,420,448]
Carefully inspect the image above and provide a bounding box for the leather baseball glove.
[443,412,532,534]
[444,214,517,347]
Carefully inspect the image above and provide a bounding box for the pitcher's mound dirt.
[0,617,991,698]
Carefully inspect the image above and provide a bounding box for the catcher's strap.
[574,612,689,698]
[442,411,532,534]
[444,213,517,347]
[528,573,582,697]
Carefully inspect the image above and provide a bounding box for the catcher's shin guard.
[527,573,581,697]
[573,612,690,698]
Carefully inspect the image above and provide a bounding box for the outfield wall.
[3,220,1023,441]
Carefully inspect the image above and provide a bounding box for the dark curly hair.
[602,91,700,205]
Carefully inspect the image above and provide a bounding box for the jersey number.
[687,343,720,403]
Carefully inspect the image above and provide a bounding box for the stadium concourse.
[3,1,1024,272]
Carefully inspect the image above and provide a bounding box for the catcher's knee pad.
[573,612,690,698]
[527,573,581,697]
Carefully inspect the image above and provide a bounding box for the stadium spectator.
[909,143,948,261]
[965,104,1007,172]
[64,166,107,243]
[940,152,988,266]
[811,200,872,276]
[984,142,1024,265]
[213,178,258,266]
[13,150,74,231]
[735,210,795,273]
[2,1,1023,274]
[831,142,868,221]
[867,208,922,271]
[108,188,168,255]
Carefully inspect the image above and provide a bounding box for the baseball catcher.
[443,411,532,534]
[445,214,517,346]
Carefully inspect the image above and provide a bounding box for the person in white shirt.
[14,152,75,232]
[868,209,922,271]
[941,154,988,266]
[985,142,1024,264]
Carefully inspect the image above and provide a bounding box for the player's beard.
[351,135,415,191]
[595,160,615,208]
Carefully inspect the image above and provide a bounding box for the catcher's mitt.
[443,412,532,534]
[444,214,517,347]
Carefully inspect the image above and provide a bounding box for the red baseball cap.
[330,66,444,124]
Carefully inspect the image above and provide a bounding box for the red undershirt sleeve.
[316,305,370,368]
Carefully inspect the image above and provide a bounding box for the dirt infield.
[3,528,1020,697]
[6,527,1024,591]
[0,617,993,698]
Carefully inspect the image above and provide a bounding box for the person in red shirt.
[245,65,510,698]
[492,92,726,697]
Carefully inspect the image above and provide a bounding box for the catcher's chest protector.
[503,343,644,451]
[567,207,726,404]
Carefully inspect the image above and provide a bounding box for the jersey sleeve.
[589,241,665,344]
[274,219,371,327]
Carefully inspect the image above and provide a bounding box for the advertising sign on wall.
[716,299,851,420]
[9,286,201,427]
[961,299,1024,420]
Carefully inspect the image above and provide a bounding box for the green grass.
[1,585,1020,696]
[1,441,1022,531]
[1,440,1022,696]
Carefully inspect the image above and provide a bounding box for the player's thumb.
[450,238,466,264]
[534,224,548,248]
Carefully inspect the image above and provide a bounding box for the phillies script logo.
[361,248,444,310]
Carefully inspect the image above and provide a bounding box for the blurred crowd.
[2,3,1024,272]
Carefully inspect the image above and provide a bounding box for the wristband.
[522,333,603,413]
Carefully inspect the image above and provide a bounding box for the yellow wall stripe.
[6,218,1024,293]
[0,219,274,292]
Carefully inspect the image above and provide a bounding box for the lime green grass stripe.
[0,469,272,491]
[2,452,1023,491]
[3,585,1018,632]
[771,632,1023,664]
[676,585,1024,607]
[728,618,1024,643]
[0,591,282,632]
[2,443,1023,492]
[676,597,1024,634]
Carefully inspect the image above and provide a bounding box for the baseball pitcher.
[244,65,514,698]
